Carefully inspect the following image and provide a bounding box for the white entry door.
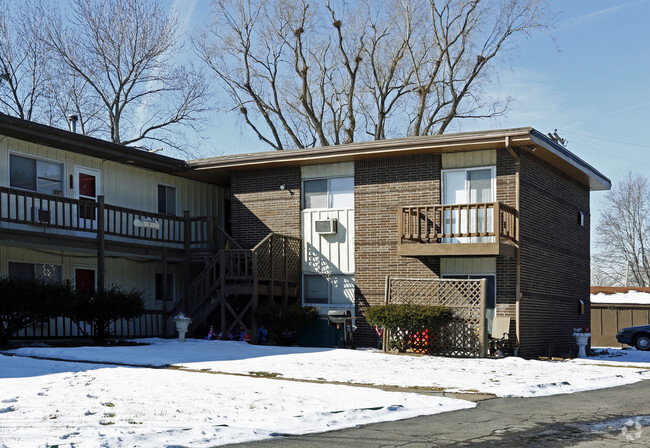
[73,166,101,230]
[442,167,495,242]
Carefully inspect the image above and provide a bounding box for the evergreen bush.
[0,277,74,347]
[67,286,145,344]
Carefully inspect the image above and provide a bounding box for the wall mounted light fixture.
[280,184,286,190]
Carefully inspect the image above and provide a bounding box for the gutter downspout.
[505,136,521,349]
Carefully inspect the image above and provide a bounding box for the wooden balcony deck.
[397,202,518,257]
[0,186,224,257]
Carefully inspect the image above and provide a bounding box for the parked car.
[616,325,650,351]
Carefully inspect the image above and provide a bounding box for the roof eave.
[529,129,611,191]
[0,113,188,173]
[188,128,534,171]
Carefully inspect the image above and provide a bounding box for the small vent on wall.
[314,218,337,235]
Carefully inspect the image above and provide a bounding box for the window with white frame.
[442,166,496,242]
[157,184,177,215]
[442,166,495,205]
[303,273,354,305]
[8,261,63,282]
[10,154,64,196]
[303,177,353,209]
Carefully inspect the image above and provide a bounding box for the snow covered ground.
[2,340,650,447]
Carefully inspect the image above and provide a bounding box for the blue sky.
[168,0,650,230]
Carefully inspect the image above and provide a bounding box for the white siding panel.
[302,209,354,274]
[442,150,496,169]
[301,162,354,180]
[0,135,223,219]
[331,275,355,305]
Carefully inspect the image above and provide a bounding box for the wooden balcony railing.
[399,202,518,245]
[0,186,226,249]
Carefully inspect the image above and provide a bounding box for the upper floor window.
[303,177,353,209]
[10,154,64,196]
[158,184,177,215]
[442,167,495,205]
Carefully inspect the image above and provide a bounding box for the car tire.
[634,334,650,351]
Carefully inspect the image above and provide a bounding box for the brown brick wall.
[519,150,591,358]
[354,154,444,345]
[496,149,517,313]
[227,148,592,357]
[496,149,517,206]
[230,167,301,249]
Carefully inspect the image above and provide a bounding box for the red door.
[75,268,95,294]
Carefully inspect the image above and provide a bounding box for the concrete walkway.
[224,380,650,447]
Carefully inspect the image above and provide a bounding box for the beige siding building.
[0,114,227,337]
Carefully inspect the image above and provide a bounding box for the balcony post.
[494,202,500,239]
[162,248,168,337]
[97,195,105,293]
[398,207,403,243]
[183,210,191,294]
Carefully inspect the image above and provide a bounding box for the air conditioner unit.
[32,207,51,224]
[314,218,337,235]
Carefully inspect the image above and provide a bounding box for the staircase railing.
[168,249,253,321]
[253,233,302,284]
[168,232,302,336]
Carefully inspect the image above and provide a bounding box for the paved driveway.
[224,381,650,447]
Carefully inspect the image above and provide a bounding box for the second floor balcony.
[0,186,227,257]
[398,202,518,257]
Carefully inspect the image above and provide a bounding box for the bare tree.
[43,69,105,136]
[39,0,208,152]
[593,172,650,287]
[0,1,52,121]
[196,0,551,150]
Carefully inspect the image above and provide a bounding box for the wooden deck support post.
[183,210,191,314]
[282,234,289,305]
[252,252,259,343]
[269,234,275,302]
[220,251,226,334]
[162,248,168,337]
[97,195,105,293]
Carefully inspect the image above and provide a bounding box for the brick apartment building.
[190,127,610,358]
[2,113,609,358]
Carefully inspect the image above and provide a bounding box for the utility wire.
[559,129,650,149]
[557,131,650,168]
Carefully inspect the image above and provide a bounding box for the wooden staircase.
[167,233,302,339]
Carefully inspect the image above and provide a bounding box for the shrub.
[66,286,145,344]
[0,277,74,347]
[254,302,319,345]
[365,303,453,352]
